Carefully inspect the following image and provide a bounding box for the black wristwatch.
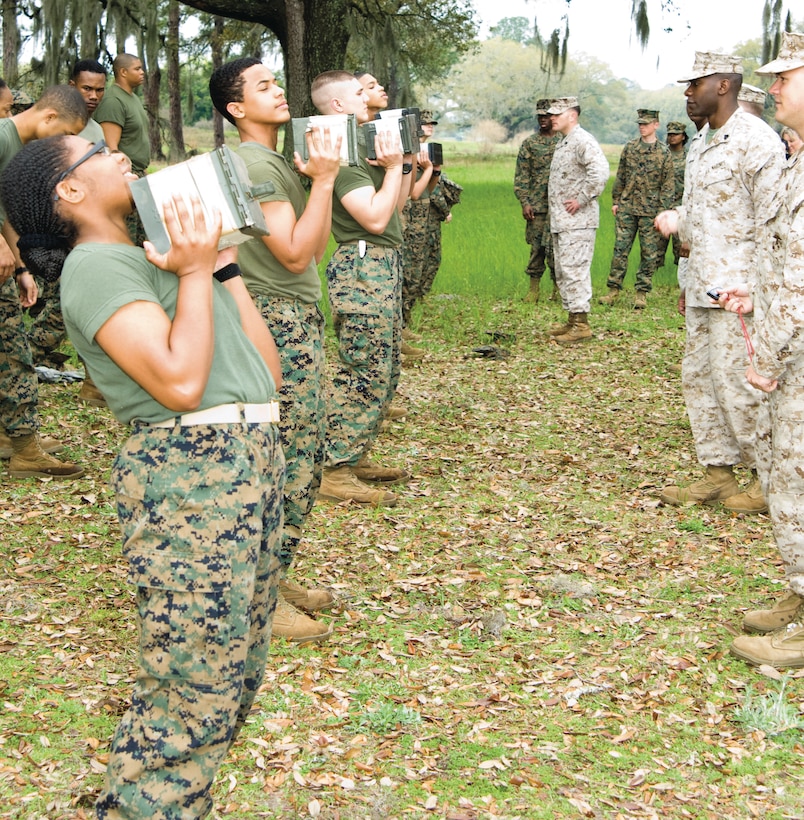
[14,266,29,277]
[402,163,413,175]
[213,263,242,283]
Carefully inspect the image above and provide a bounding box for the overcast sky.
[472,0,775,89]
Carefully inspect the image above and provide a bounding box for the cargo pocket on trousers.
[129,548,234,686]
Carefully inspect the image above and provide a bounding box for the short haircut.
[717,73,743,98]
[354,71,370,80]
[311,70,356,114]
[0,78,7,91]
[34,85,88,126]
[113,54,140,76]
[209,57,262,125]
[71,59,107,79]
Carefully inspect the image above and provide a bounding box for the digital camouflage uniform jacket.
[669,146,688,207]
[677,107,784,308]
[548,125,609,232]
[611,138,675,215]
[514,132,562,213]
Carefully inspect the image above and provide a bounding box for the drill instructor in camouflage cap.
[514,98,561,304]
[655,51,785,513]
[600,109,674,309]
[546,96,609,344]
[716,31,804,669]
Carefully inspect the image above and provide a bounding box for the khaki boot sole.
[351,466,411,484]
[9,465,85,479]
[271,623,333,644]
[660,477,740,507]
[743,593,803,633]
[730,633,804,668]
[555,331,592,345]
[318,490,398,507]
[723,493,768,514]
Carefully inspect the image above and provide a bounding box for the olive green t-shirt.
[235,142,322,304]
[93,84,150,174]
[0,118,23,226]
[331,143,402,247]
[61,243,276,424]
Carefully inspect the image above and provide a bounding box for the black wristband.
[402,163,413,175]
[14,266,28,277]
[213,263,242,283]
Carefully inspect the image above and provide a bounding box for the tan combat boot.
[555,313,592,344]
[730,623,804,668]
[351,455,411,484]
[659,466,739,506]
[633,292,647,310]
[318,466,398,506]
[743,591,803,633]
[401,327,422,341]
[548,313,572,337]
[401,342,425,359]
[598,287,620,306]
[78,375,107,408]
[279,579,336,612]
[0,431,63,459]
[723,474,768,514]
[271,594,332,643]
[523,277,540,304]
[385,404,407,421]
[8,434,85,479]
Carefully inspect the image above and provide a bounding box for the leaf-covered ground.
[1,288,802,819]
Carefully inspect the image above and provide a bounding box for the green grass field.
[431,148,679,303]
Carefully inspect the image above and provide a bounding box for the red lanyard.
[737,308,754,362]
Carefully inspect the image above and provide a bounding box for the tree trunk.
[140,3,164,163]
[167,0,185,162]
[211,15,225,148]
[1,0,19,86]
[181,0,351,120]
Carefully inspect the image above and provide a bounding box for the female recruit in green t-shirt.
[0,135,286,817]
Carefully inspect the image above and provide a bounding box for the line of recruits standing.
[0,59,459,817]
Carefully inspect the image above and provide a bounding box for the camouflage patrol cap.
[677,51,743,83]
[10,89,33,115]
[535,98,551,115]
[637,109,660,123]
[546,96,579,114]
[666,121,687,135]
[737,83,766,105]
[757,31,804,74]
[419,109,438,125]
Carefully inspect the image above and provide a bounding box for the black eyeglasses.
[53,140,110,199]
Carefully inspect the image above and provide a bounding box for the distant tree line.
[0,0,477,163]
